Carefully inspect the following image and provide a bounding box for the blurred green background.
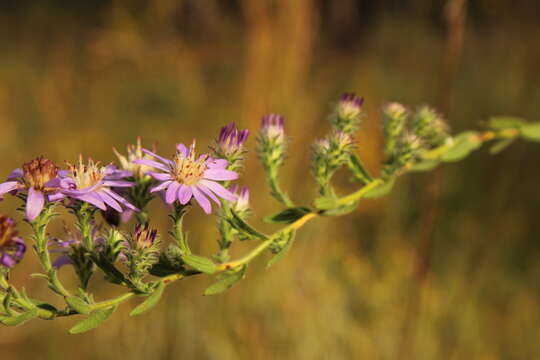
[1,1,540,359]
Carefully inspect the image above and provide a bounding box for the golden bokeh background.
[1,1,540,359]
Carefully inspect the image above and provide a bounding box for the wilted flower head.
[134,142,238,214]
[331,93,364,134]
[113,137,156,180]
[0,215,26,268]
[0,156,61,221]
[214,123,250,158]
[58,156,137,213]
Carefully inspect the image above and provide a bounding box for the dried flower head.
[0,156,61,221]
[113,137,156,180]
[0,215,26,268]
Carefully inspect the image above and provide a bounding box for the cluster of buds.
[124,223,160,280]
[212,123,249,172]
[0,216,25,268]
[312,131,355,193]
[331,93,364,135]
[412,106,450,147]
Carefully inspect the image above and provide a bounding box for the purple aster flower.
[214,123,250,157]
[134,142,238,214]
[261,114,285,141]
[58,156,138,213]
[0,157,61,221]
[0,215,26,268]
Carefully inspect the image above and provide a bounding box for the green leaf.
[204,265,247,296]
[267,231,296,268]
[0,308,38,326]
[182,254,217,274]
[521,122,540,142]
[321,202,359,216]
[228,210,269,240]
[363,177,395,199]
[66,296,93,315]
[409,160,439,172]
[264,207,311,224]
[130,281,165,317]
[441,132,482,162]
[488,116,526,130]
[314,195,338,210]
[489,138,515,154]
[69,306,117,334]
[347,154,373,183]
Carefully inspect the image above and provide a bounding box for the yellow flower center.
[173,149,208,186]
[68,157,106,189]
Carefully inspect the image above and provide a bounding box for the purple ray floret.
[0,216,26,268]
[134,142,238,214]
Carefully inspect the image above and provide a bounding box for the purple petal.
[148,172,173,181]
[176,144,189,157]
[48,192,66,202]
[74,192,107,210]
[165,182,180,204]
[199,180,237,201]
[150,180,173,193]
[1,254,16,268]
[178,185,192,205]
[26,187,45,221]
[96,190,122,212]
[133,159,169,172]
[206,159,228,169]
[197,183,221,205]
[102,180,135,188]
[7,168,23,181]
[203,169,238,181]
[53,255,73,269]
[141,148,174,166]
[192,186,212,214]
[101,188,139,212]
[0,181,20,196]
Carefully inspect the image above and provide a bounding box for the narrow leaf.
[363,178,395,199]
[69,306,117,334]
[130,281,165,317]
[204,265,247,296]
[264,207,311,224]
[0,308,38,326]
[441,131,482,162]
[347,154,373,183]
[322,202,359,216]
[267,231,296,268]
[488,116,526,130]
[409,160,439,172]
[489,138,515,154]
[182,254,217,274]
[521,122,540,142]
[66,296,93,315]
[228,210,269,240]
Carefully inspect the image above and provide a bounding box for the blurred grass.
[1,1,540,359]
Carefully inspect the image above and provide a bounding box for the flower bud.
[412,106,450,147]
[258,114,287,169]
[383,102,409,155]
[213,123,249,171]
[229,185,251,218]
[331,93,364,135]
